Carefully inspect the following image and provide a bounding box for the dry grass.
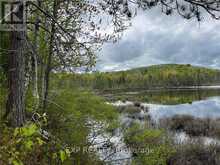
[160,115,220,138]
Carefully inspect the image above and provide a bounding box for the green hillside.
[54,64,220,90]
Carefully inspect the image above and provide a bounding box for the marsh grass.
[160,115,220,139]
[168,144,220,165]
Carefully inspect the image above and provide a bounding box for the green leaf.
[65,148,71,157]
[24,140,33,150]
[36,137,45,145]
[21,124,37,137]
[13,128,20,137]
[12,159,23,165]
[60,150,67,162]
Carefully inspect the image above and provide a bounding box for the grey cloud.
[101,40,145,63]
[96,8,220,71]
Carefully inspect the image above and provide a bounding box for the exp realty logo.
[0,0,35,31]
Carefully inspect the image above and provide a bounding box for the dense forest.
[58,64,220,90]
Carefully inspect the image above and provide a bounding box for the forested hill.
[56,64,220,90]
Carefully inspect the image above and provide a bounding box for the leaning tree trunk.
[5,4,26,127]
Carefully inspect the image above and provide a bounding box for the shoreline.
[97,85,220,93]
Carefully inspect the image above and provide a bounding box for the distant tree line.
[58,64,220,90]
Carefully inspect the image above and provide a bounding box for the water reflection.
[107,88,220,129]
[105,88,220,105]
[108,88,220,121]
[147,97,220,121]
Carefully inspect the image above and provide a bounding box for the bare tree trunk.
[5,4,26,127]
[41,64,45,108]
[43,0,58,109]
[32,0,41,108]
[32,45,39,99]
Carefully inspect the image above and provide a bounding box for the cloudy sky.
[95,8,220,72]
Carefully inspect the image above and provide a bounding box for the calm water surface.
[107,87,220,120]
[146,96,220,121]
[99,87,220,164]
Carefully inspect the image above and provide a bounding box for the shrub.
[44,88,118,164]
[167,144,220,165]
[160,115,220,138]
[0,122,58,165]
[119,105,141,114]
[124,123,176,165]
[0,88,118,165]
[134,102,141,107]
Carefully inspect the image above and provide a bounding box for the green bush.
[0,122,50,165]
[124,123,176,165]
[44,88,118,164]
[0,87,118,165]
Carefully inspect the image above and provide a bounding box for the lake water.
[99,87,220,164]
[146,97,220,121]
[107,87,220,121]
